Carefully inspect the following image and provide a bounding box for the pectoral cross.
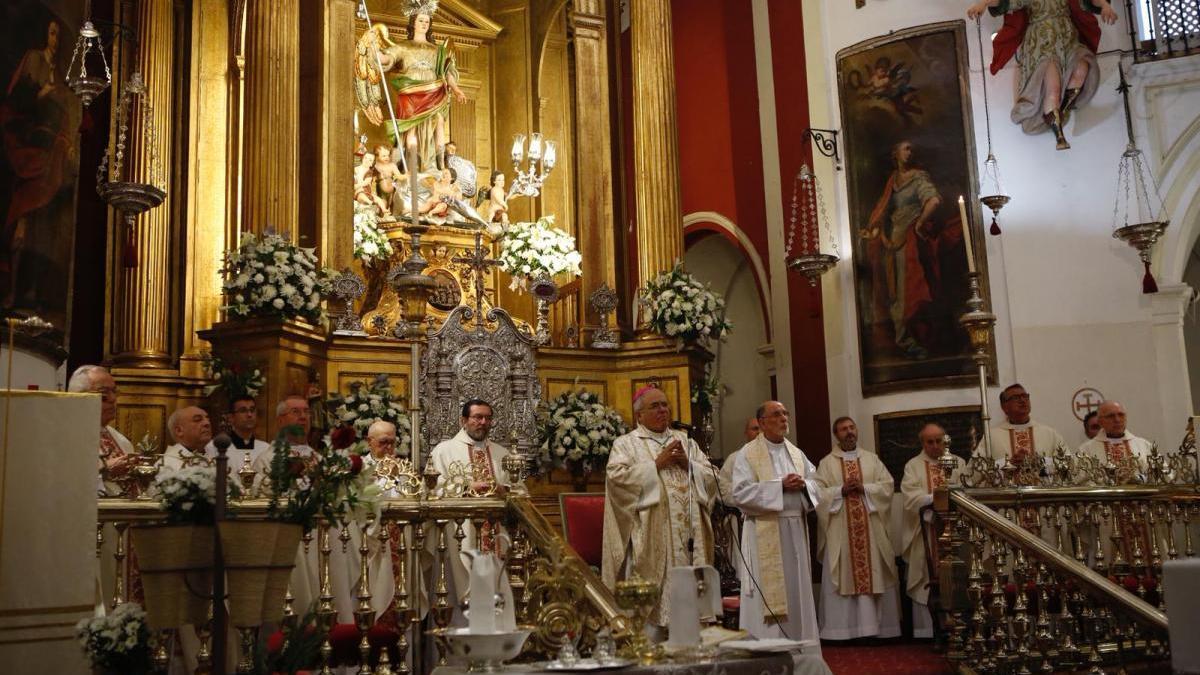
[452,230,498,328]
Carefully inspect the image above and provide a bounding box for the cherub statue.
[372,144,407,219]
[968,0,1118,151]
[354,150,389,216]
[355,6,466,172]
[476,170,510,225]
[419,166,461,219]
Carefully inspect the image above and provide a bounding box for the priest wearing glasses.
[601,384,716,637]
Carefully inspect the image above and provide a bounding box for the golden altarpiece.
[102,0,706,500]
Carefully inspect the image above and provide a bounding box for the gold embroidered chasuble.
[899,453,964,605]
[814,448,897,597]
[601,425,717,624]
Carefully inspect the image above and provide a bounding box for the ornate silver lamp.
[785,164,839,285]
[1111,64,1168,294]
[508,133,556,198]
[97,71,165,268]
[975,18,1010,235]
[66,20,111,106]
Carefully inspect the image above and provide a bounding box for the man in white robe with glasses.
[730,400,820,643]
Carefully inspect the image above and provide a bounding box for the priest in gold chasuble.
[730,401,820,643]
[901,423,965,639]
[601,385,716,629]
[814,416,901,640]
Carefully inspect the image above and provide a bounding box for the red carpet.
[820,641,952,675]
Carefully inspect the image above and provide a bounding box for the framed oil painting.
[0,0,83,340]
[837,21,996,396]
[873,404,981,488]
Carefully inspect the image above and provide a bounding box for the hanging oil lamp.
[1111,64,1167,294]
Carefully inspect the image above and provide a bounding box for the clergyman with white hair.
[68,364,134,496]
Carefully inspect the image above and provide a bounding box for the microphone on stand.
[669,420,695,434]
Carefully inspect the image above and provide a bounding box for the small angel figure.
[372,144,408,218]
[354,150,389,216]
[419,166,461,218]
[476,170,510,225]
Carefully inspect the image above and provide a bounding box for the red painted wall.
[767,0,832,459]
[669,0,832,458]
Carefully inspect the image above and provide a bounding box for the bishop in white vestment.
[730,401,820,643]
[601,385,716,629]
[814,417,901,640]
[900,424,964,639]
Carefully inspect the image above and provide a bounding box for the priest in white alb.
[1077,400,1159,563]
[1077,400,1154,478]
[601,384,716,633]
[973,384,1067,480]
[730,400,820,643]
[429,399,511,614]
[814,416,901,640]
[900,423,964,640]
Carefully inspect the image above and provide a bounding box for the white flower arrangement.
[537,389,628,475]
[75,602,153,674]
[353,205,394,267]
[640,261,732,347]
[326,374,413,454]
[153,465,240,524]
[496,215,583,291]
[220,231,335,324]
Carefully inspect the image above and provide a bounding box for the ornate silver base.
[786,252,839,286]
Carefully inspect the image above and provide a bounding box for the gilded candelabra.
[959,272,996,463]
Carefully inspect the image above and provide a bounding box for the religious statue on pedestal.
[354,1,466,172]
[968,0,1118,151]
[477,170,510,226]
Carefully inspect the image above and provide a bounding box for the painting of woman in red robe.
[838,22,995,395]
[0,6,80,324]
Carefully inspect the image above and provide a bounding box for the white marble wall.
[800,0,1200,453]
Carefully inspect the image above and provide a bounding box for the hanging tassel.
[123,222,138,268]
[990,215,1002,236]
[1142,260,1158,294]
[78,107,94,135]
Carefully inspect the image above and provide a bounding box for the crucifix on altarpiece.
[451,230,498,329]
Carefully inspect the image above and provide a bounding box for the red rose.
[331,425,358,450]
[349,454,364,476]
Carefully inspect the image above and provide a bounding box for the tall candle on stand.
[958,196,976,274]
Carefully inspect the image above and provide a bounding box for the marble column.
[111,0,173,367]
[242,0,300,240]
[631,0,684,290]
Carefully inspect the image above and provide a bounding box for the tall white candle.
[353,109,359,135]
[958,195,976,274]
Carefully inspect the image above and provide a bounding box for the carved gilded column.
[570,1,616,324]
[242,0,299,239]
[111,0,174,368]
[178,0,232,378]
[631,0,683,289]
[302,0,356,268]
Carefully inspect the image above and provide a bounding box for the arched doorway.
[683,228,773,459]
